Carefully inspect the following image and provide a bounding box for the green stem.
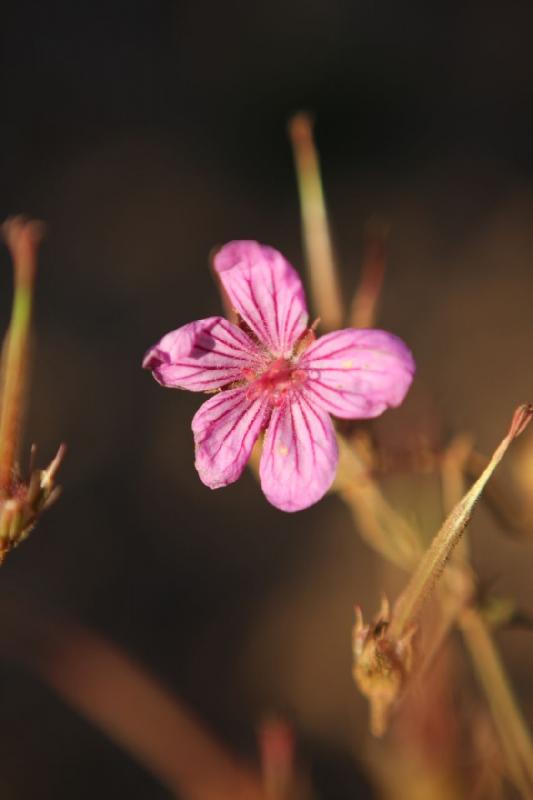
[288,112,343,331]
[460,607,533,798]
[0,218,43,496]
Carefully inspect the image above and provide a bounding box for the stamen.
[243,357,307,405]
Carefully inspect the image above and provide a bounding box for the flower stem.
[349,219,388,329]
[0,218,44,497]
[459,607,533,798]
[334,433,422,570]
[288,112,343,331]
[389,404,533,640]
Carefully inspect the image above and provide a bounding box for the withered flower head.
[0,445,65,562]
[352,597,417,737]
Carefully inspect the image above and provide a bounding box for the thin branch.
[459,607,533,799]
[288,112,343,331]
[0,607,264,800]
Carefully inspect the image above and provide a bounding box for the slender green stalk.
[389,404,533,640]
[0,218,43,496]
[460,607,533,798]
[288,112,343,331]
[334,433,422,570]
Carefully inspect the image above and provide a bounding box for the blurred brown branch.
[0,604,265,800]
[349,220,388,330]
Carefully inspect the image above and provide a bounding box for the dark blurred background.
[1,1,533,797]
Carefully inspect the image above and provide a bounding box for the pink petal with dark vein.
[213,241,308,356]
[259,393,338,512]
[192,388,269,488]
[299,328,415,419]
[143,317,261,392]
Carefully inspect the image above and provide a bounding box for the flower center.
[244,357,306,405]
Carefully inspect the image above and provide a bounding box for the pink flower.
[143,241,415,512]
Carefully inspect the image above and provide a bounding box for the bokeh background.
[1,1,533,797]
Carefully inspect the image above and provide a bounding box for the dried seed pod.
[352,598,417,736]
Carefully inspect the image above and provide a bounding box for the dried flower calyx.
[352,597,417,737]
[0,444,65,562]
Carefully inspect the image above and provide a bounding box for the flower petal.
[192,388,269,488]
[259,393,338,512]
[213,241,308,356]
[143,317,260,391]
[299,328,415,419]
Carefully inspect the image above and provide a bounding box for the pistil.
[245,357,307,405]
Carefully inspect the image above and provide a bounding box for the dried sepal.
[0,443,65,562]
[352,598,417,737]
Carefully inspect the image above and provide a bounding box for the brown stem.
[0,606,264,800]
